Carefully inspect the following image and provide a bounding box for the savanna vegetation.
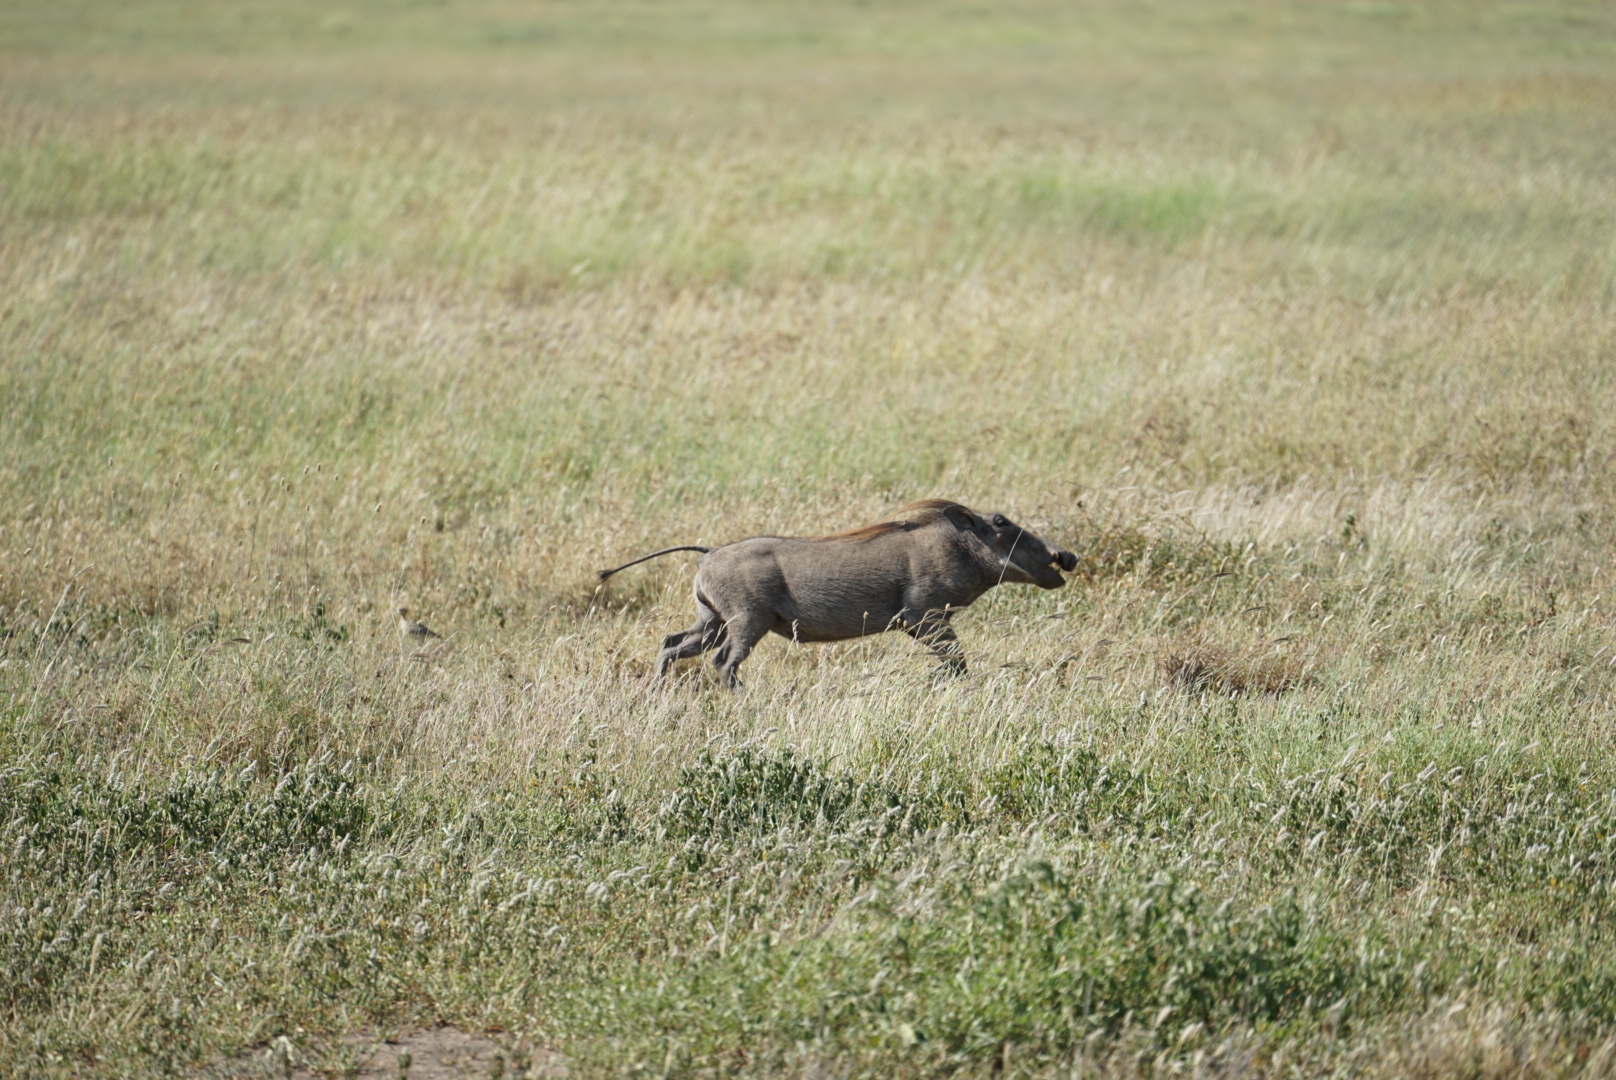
[4,1,1616,1076]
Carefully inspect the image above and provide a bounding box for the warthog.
[597,499,1078,687]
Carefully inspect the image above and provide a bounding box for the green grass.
[5,1,1616,1076]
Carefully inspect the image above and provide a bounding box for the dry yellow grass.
[5,2,1616,1077]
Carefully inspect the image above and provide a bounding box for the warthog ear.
[942,504,979,529]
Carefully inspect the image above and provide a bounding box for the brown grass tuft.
[1158,632,1315,697]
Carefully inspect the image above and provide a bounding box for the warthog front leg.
[904,613,966,676]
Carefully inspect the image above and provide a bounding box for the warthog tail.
[597,545,714,581]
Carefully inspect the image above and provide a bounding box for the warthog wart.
[597,500,1078,687]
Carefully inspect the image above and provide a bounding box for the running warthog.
[597,500,1078,687]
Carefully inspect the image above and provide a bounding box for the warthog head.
[966,509,1077,589]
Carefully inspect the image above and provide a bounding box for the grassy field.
[5,1,1616,1076]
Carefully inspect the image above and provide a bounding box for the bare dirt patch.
[214,1026,565,1079]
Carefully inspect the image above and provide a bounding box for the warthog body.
[597,500,1077,687]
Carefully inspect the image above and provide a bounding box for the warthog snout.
[597,499,1078,687]
[982,512,1072,590]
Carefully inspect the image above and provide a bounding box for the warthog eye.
[992,514,1009,528]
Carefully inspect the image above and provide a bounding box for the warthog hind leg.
[904,614,966,676]
[711,615,771,689]
[657,600,726,680]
